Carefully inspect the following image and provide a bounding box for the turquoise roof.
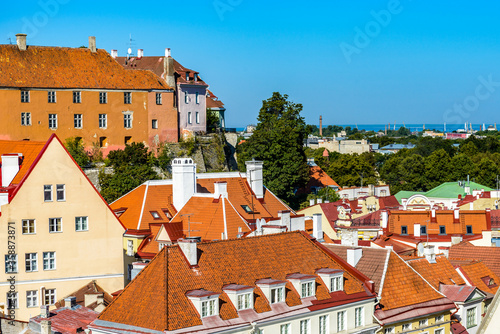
[394,181,493,203]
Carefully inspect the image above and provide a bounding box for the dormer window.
[186,72,190,81]
[237,293,252,310]
[316,268,344,292]
[301,281,314,298]
[223,284,254,311]
[256,279,287,304]
[201,299,217,317]
[186,290,219,318]
[271,286,284,303]
[287,273,317,299]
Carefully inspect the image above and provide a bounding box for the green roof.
[395,181,493,203]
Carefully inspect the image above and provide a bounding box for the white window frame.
[43,252,56,270]
[99,113,107,128]
[280,323,290,334]
[75,216,88,231]
[56,184,65,201]
[44,184,53,202]
[127,240,134,256]
[22,219,36,234]
[402,323,412,331]
[301,281,315,298]
[384,327,395,334]
[331,275,343,292]
[73,91,81,103]
[435,315,444,323]
[319,315,328,334]
[48,91,56,103]
[355,306,364,327]
[26,290,38,308]
[237,292,252,311]
[48,114,58,129]
[337,311,346,332]
[270,286,284,304]
[7,292,18,309]
[300,319,310,334]
[5,254,17,273]
[156,92,162,105]
[49,218,62,233]
[21,112,31,126]
[435,328,444,334]
[124,113,132,128]
[74,114,83,128]
[188,111,192,124]
[124,92,132,104]
[21,90,30,103]
[185,91,188,104]
[196,92,200,104]
[201,298,217,318]
[99,92,107,104]
[467,307,477,328]
[25,253,37,272]
[419,319,428,327]
[45,289,56,305]
[196,111,200,124]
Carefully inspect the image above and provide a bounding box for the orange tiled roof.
[0,45,168,90]
[98,231,372,332]
[206,90,224,109]
[54,281,113,310]
[405,255,466,289]
[456,261,500,295]
[449,243,500,278]
[0,140,45,185]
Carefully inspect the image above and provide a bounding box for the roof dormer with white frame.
[316,268,344,293]
[186,289,220,319]
[286,273,317,299]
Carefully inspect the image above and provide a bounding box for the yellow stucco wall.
[381,311,451,334]
[0,138,125,321]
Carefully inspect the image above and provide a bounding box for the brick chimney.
[16,33,27,51]
[89,36,96,53]
[178,238,199,266]
[164,48,175,88]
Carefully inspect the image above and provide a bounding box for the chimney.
[137,49,143,59]
[451,235,463,245]
[347,247,362,267]
[164,48,175,88]
[319,115,323,137]
[110,49,118,58]
[439,247,449,258]
[2,154,22,187]
[245,160,264,199]
[424,245,436,264]
[312,213,323,240]
[40,305,50,318]
[309,198,315,206]
[172,158,196,211]
[41,320,52,334]
[317,198,323,204]
[64,296,76,309]
[431,208,437,223]
[16,33,27,51]
[178,238,199,266]
[380,210,388,228]
[453,207,460,223]
[278,210,291,228]
[89,36,96,53]
[214,181,228,199]
[341,229,358,247]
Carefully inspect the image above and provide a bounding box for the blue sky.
[2,1,500,128]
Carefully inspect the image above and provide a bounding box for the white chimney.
[16,33,27,51]
[178,238,199,266]
[172,158,196,211]
[40,305,50,318]
[137,49,143,59]
[309,198,315,206]
[278,210,291,228]
[245,160,264,199]
[214,181,228,199]
[110,49,118,58]
[454,208,459,220]
[380,210,388,228]
[451,235,463,245]
[89,36,96,53]
[424,245,436,264]
[65,296,76,309]
[347,247,363,267]
[41,320,51,334]
[312,213,323,240]
[317,198,323,204]
[2,154,22,187]
[341,229,358,247]
[414,223,421,237]
[165,48,171,57]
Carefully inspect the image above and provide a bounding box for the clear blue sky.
[2,0,500,128]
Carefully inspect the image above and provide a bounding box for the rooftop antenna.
[127,33,136,58]
[7,37,12,44]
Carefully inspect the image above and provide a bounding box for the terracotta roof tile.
[54,281,113,310]
[30,305,98,334]
[456,261,500,295]
[406,255,466,289]
[0,139,45,185]
[449,243,500,278]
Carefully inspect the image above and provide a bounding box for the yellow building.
[0,135,125,321]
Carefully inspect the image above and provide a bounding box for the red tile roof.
[30,306,98,334]
[449,243,500,278]
[0,140,45,185]
[97,231,374,332]
[455,260,500,295]
[0,45,168,90]
[206,90,224,109]
[439,285,476,302]
[406,255,466,289]
[301,166,340,193]
[378,196,400,209]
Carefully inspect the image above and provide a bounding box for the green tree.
[473,157,499,188]
[459,141,479,157]
[206,109,219,133]
[424,149,452,189]
[326,153,376,188]
[64,137,90,168]
[237,92,310,206]
[450,154,475,181]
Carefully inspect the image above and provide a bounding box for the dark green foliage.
[206,109,220,133]
[326,152,377,188]
[65,137,90,168]
[237,92,310,207]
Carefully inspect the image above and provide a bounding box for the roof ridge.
[377,249,391,298]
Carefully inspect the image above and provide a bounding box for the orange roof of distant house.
[97,231,374,332]
[449,243,500,278]
[305,166,341,191]
[206,90,224,109]
[0,140,45,185]
[0,45,168,90]
[372,235,416,256]
[406,255,466,289]
[455,260,500,295]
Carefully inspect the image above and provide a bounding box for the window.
[402,323,412,330]
[49,218,62,233]
[331,276,343,292]
[401,225,408,235]
[186,72,190,81]
[270,287,284,303]
[22,219,36,234]
[7,292,18,309]
[21,90,30,103]
[419,319,428,327]
[237,293,252,310]
[201,299,217,317]
[99,92,107,104]
[185,91,188,104]
[188,112,192,124]
[150,211,161,219]
[75,216,88,231]
[44,185,53,201]
[99,137,107,148]
[280,324,290,334]
[48,91,56,103]
[56,184,65,201]
[299,319,310,334]
[48,114,57,129]
[45,289,56,305]
[5,254,17,273]
[319,315,328,334]
[467,307,476,328]
[21,112,31,126]
[26,290,38,308]
[421,225,427,235]
[152,119,158,129]
[337,311,346,332]
[43,252,55,270]
[25,253,37,272]
[435,315,444,323]
[156,93,162,105]
[124,92,132,104]
[73,91,81,103]
[435,329,444,334]
[74,114,82,128]
[196,111,200,124]
[127,240,134,256]
[301,281,314,298]
[241,205,253,213]
[125,136,132,145]
[196,92,200,104]
[384,327,394,334]
[99,114,107,128]
[124,114,132,128]
[439,225,446,235]
[355,306,363,327]
[466,225,473,234]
